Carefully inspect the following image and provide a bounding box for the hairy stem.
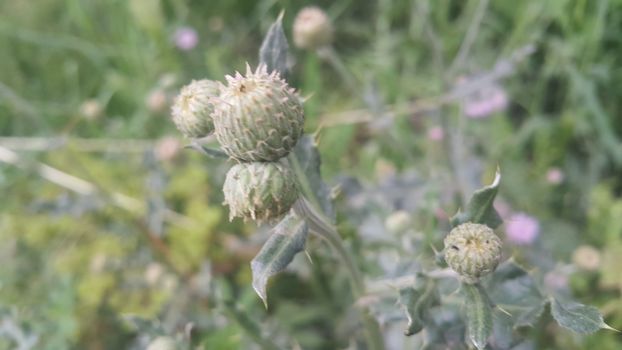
[293,198,384,350]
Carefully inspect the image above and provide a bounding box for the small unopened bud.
[146,336,179,350]
[147,89,168,113]
[572,245,601,271]
[79,99,103,121]
[213,64,304,162]
[293,6,333,50]
[223,162,298,222]
[444,223,502,284]
[171,79,219,138]
[155,136,182,162]
[385,210,411,233]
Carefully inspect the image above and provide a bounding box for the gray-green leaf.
[486,260,545,328]
[451,170,502,229]
[292,135,335,220]
[550,297,616,334]
[259,11,289,76]
[251,212,309,307]
[463,283,493,350]
[398,276,438,336]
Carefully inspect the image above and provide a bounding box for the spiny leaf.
[451,170,502,229]
[259,11,289,76]
[463,283,493,350]
[292,135,335,220]
[485,260,545,328]
[251,212,308,307]
[550,297,618,334]
[398,276,438,336]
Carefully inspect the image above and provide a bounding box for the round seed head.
[171,79,219,138]
[444,223,502,283]
[223,162,298,222]
[293,6,333,50]
[213,65,304,162]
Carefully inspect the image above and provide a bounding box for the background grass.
[1,0,622,349]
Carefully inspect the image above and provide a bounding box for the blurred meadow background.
[1,0,622,349]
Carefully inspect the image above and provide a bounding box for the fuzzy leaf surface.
[463,283,493,350]
[251,212,308,307]
[485,260,545,328]
[259,11,289,76]
[398,276,437,336]
[292,135,335,220]
[451,170,502,228]
[550,297,615,334]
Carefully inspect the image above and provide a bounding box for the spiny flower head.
[171,79,219,138]
[293,6,333,50]
[223,161,298,222]
[213,64,304,162]
[444,223,502,284]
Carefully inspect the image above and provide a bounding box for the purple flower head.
[546,167,564,185]
[505,212,539,245]
[463,84,508,119]
[174,26,198,51]
[427,126,444,141]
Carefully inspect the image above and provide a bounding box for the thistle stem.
[316,46,360,96]
[291,195,385,350]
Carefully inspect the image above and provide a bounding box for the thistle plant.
[444,222,502,284]
[213,65,304,162]
[169,11,617,350]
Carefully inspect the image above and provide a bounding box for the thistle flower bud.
[223,162,298,222]
[171,79,219,138]
[293,6,333,50]
[213,65,304,162]
[444,223,502,284]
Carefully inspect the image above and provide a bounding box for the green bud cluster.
[171,79,219,138]
[444,223,502,284]
[213,65,304,162]
[171,64,303,222]
[223,162,298,222]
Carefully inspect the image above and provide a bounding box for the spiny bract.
[213,64,304,162]
[444,223,502,284]
[171,79,219,138]
[223,162,298,222]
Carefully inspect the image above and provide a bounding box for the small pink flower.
[546,167,564,185]
[505,212,539,245]
[155,136,182,162]
[174,26,198,51]
[463,85,508,119]
[544,270,568,291]
[494,198,512,220]
[427,126,444,141]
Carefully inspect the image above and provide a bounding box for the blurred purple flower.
[544,270,568,291]
[174,26,198,51]
[427,126,444,141]
[463,85,508,119]
[506,212,539,245]
[546,167,564,185]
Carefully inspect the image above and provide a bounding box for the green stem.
[290,191,384,349]
[317,46,360,96]
[223,300,281,350]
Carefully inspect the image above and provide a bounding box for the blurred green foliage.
[1,0,622,349]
